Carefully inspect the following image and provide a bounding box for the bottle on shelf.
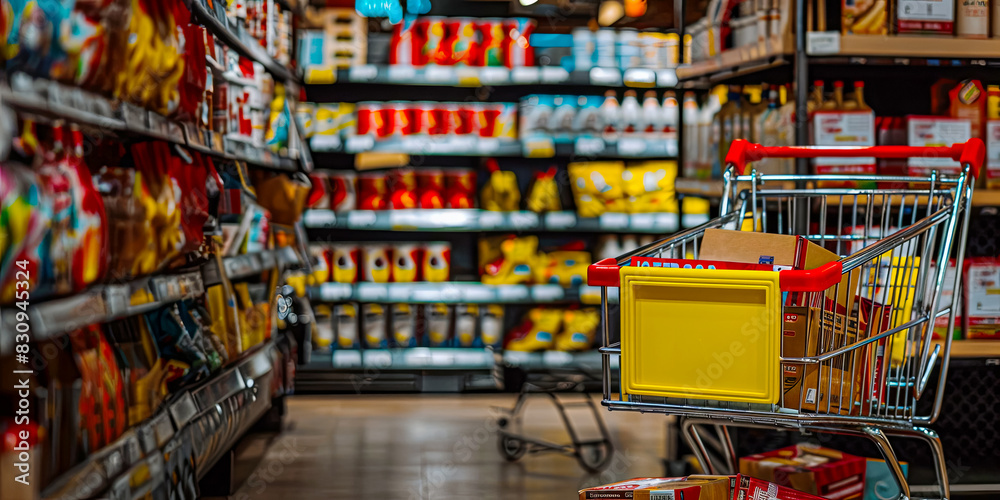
[682,91,700,178]
[662,91,679,140]
[601,90,622,137]
[987,85,1000,119]
[808,80,825,113]
[852,81,870,111]
[620,90,642,134]
[642,91,663,139]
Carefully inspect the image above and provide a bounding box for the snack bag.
[555,308,599,351]
[506,308,561,351]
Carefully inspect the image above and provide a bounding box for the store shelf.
[311,282,609,304]
[312,135,679,159]
[809,33,1000,60]
[676,35,792,82]
[0,248,302,349]
[675,178,726,197]
[502,350,618,371]
[303,209,680,233]
[304,64,678,88]
[934,339,1000,358]
[42,340,282,500]
[973,190,1000,206]
[2,73,300,172]
[329,347,497,370]
[0,271,205,350]
[186,0,296,83]
[296,347,501,392]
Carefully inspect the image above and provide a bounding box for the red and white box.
[906,116,972,177]
[812,110,877,175]
[739,445,866,500]
[966,257,1000,339]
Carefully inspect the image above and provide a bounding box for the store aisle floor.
[230,394,669,500]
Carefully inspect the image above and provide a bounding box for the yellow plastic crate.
[620,266,782,404]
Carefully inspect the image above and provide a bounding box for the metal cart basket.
[587,139,985,500]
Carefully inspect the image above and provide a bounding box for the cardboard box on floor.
[699,229,860,312]
[578,477,731,500]
[739,444,866,500]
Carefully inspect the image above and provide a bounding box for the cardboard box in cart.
[739,444,866,500]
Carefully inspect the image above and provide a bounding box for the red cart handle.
[725,139,985,179]
[587,258,843,291]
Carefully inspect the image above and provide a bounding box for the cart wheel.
[498,435,527,462]
[578,441,614,474]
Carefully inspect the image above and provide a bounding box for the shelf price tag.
[540,67,570,83]
[347,210,378,228]
[599,212,630,229]
[345,135,375,152]
[303,210,337,227]
[387,65,418,82]
[630,213,655,230]
[333,350,363,368]
[616,138,648,157]
[544,211,577,229]
[497,285,530,302]
[478,211,504,229]
[511,66,540,83]
[462,285,495,303]
[531,285,565,302]
[320,283,353,301]
[623,68,656,88]
[358,283,389,301]
[477,138,500,154]
[349,64,379,81]
[655,213,679,231]
[542,350,573,366]
[509,211,539,230]
[365,350,393,369]
[478,67,510,84]
[806,32,841,56]
[425,66,456,83]
[589,67,623,86]
[575,137,606,156]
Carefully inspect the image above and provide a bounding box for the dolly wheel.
[578,442,613,474]
[499,435,527,462]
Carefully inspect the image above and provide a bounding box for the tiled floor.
[230,394,670,500]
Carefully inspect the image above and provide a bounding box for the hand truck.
[587,139,985,500]
[495,369,614,473]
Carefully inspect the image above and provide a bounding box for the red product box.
[628,257,777,271]
[579,478,682,499]
[739,445,866,500]
[734,474,830,500]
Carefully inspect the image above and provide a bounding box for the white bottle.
[601,90,622,138]
[958,0,989,38]
[699,92,723,177]
[620,234,639,254]
[596,235,623,261]
[682,91,700,178]
[662,91,679,141]
[620,90,642,135]
[642,91,662,139]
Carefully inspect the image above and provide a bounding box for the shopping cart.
[587,139,985,500]
[495,369,614,473]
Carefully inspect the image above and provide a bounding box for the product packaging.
[362,303,389,348]
[906,116,972,178]
[897,0,955,33]
[863,459,908,500]
[506,307,560,351]
[812,110,877,187]
[555,308,600,351]
[424,303,453,346]
[392,243,421,282]
[391,304,418,347]
[578,478,683,499]
[927,260,962,340]
[422,242,451,282]
[949,80,986,139]
[842,0,888,34]
[455,304,479,347]
[480,304,505,347]
[334,303,360,349]
[362,244,393,283]
[740,444,866,499]
[331,244,360,283]
[966,257,1000,338]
